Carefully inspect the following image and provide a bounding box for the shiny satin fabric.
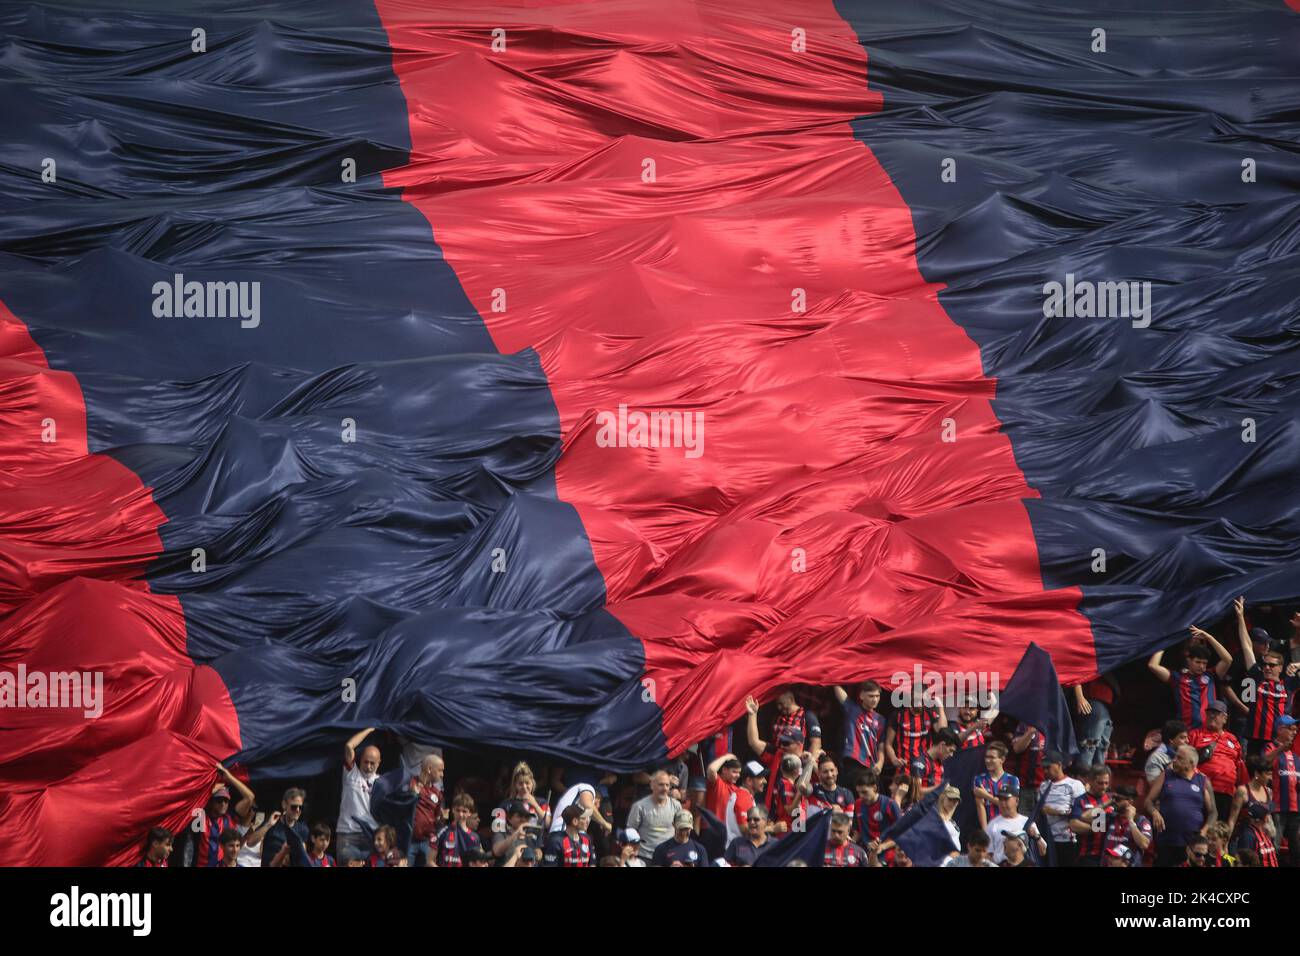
[0,0,1297,867]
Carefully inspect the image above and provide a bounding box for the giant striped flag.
[2,0,1298,865]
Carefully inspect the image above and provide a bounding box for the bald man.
[338,727,382,865]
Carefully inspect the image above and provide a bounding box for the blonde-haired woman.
[502,761,551,830]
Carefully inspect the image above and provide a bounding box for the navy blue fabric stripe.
[834,0,1300,670]
[0,1,666,772]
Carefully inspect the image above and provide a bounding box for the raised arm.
[706,751,734,782]
[832,684,848,705]
[744,695,768,755]
[1147,650,1172,685]
[343,727,376,770]
[1233,597,1256,671]
[1203,631,1234,679]
[217,762,256,826]
[242,810,280,848]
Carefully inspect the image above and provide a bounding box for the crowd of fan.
[135,599,1300,868]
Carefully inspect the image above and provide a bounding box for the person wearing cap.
[182,762,255,867]
[1068,766,1114,866]
[492,799,540,863]
[744,693,819,795]
[1102,785,1152,866]
[503,843,540,868]
[940,830,995,867]
[823,811,869,867]
[615,828,645,867]
[705,752,755,841]
[1188,699,1245,822]
[1000,831,1034,868]
[650,809,710,867]
[937,785,962,849]
[1036,750,1085,866]
[1146,745,1217,867]
[986,785,1044,864]
[1232,806,1274,868]
[1102,844,1132,868]
[543,803,596,867]
[627,768,682,862]
[746,689,822,764]
[724,805,770,866]
[832,681,886,777]
[1228,597,1295,756]
[1148,628,1232,731]
[972,741,1020,830]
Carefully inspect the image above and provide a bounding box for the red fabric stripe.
[374,0,1097,755]
[0,302,241,866]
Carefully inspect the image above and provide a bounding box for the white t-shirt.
[235,824,263,867]
[338,763,379,834]
[986,813,1030,863]
[549,783,596,833]
[1037,776,1085,842]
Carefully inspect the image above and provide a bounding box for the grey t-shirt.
[626,795,681,860]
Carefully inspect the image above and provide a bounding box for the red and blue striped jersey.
[972,771,1020,820]
[1239,823,1278,867]
[1170,670,1216,730]
[303,852,335,867]
[956,721,986,750]
[1103,813,1152,865]
[1009,724,1046,788]
[840,701,886,767]
[436,824,482,867]
[891,707,935,765]
[192,812,237,868]
[809,784,854,812]
[1271,749,1300,813]
[553,831,595,867]
[1070,793,1111,859]
[772,706,821,748]
[1244,664,1289,741]
[135,856,168,868]
[909,751,943,789]
[767,775,805,832]
[823,840,868,867]
[854,795,899,844]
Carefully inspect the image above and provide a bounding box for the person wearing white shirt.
[1036,752,1085,866]
[337,727,382,865]
[985,788,1046,863]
